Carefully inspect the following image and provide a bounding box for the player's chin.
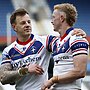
[26,30,32,34]
[53,29,58,32]
[24,32,31,36]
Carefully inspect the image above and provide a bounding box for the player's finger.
[35,69,43,75]
[36,68,44,74]
[36,65,44,72]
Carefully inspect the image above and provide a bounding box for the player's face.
[13,14,32,37]
[51,10,61,32]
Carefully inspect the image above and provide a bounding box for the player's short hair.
[54,3,78,26]
[10,8,29,24]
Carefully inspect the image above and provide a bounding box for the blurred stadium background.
[0,0,90,90]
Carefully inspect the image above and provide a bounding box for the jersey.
[52,28,89,90]
[1,34,57,90]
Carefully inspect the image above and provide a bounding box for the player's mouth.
[24,28,31,32]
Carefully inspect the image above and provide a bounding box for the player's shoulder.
[2,41,16,53]
[70,35,89,44]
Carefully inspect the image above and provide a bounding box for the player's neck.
[17,35,30,42]
[60,24,71,37]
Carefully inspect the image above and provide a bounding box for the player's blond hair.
[54,3,78,26]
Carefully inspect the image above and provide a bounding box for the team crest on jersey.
[62,46,65,52]
[31,46,36,53]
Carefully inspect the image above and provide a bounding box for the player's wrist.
[50,76,59,83]
[18,67,29,76]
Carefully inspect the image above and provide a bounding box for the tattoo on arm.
[0,63,21,85]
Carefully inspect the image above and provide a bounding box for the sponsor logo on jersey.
[11,55,41,69]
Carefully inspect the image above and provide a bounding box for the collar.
[17,34,34,45]
[60,27,74,41]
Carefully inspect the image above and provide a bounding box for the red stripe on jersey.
[14,46,24,55]
[38,46,44,54]
[72,48,87,53]
[46,35,49,50]
[60,33,67,41]
[71,40,87,46]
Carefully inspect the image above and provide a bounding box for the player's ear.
[59,11,66,23]
[60,14,66,23]
[11,23,17,32]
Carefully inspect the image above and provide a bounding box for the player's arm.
[0,63,21,85]
[53,54,88,83]
[41,54,88,90]
[0,63,44,85]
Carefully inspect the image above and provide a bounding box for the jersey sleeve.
[46,35,58,52]
[70,35,89,57]
[1,47,11,65]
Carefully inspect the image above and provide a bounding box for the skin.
[0,14,44,84]
[12,14,32,42]
[41,9,88,90]
[51,10,86,37]
[0,63,20,85]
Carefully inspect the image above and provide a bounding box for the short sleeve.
[1,47,11,65]
[46,35,58,52]
[70,35,89,57]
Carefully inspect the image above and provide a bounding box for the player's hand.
[41,80,53,90]
[72,28,86,38]
[43,88,51,90]
[41,88,51,90]
[28,64,44,75]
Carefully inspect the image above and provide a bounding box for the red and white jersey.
[1,34,57,90]
[52,28,89,89]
